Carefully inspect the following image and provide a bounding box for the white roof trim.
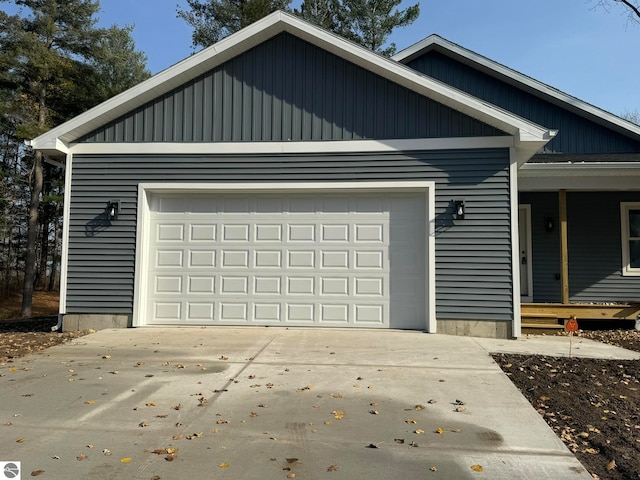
[30,11,553,157]
[393,35,640,142]
[520,162,640,177]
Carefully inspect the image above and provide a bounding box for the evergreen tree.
[178,0,292,48]
[0,0,149,316]
[341,0,419,56]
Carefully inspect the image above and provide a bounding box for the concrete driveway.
[1,328,601,479]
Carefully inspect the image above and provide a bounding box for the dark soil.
[493,329,640,480]
[0,316,91,362]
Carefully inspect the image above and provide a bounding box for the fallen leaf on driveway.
[470,465,483,472]
[16,438,26,443]
[327,464,338,471]
[77,454,87,461]
[120,457,132,463]
[85,400,96,405]
[219,463,229,468]
[414,429,425,434]
[430,466,438,472]
[607,459,617,470]
[31,470,45,476]
[332,410,345,419]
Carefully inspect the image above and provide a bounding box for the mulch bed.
[0,317,91,362]
[493,329,640,480]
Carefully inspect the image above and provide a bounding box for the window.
[621,203,640,276]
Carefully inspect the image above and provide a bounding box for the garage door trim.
[133,181,436,330]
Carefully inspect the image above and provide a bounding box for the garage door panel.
[146,192,426,328]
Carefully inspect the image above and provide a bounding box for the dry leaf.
[369,410,379,415]
[139,422,149,427]
[455,407,466,413]
[286,458,299,464]
[219,356,228,360]
[406,419,417,424]
[329,392,342,398]
[327,464,338,471]
[287,474,296,479]
[16,438,26,443]
[218,463,229,468]
[607,459,616,471]
[85,400,95,405]
[146,402,157,407]
[394,438,405,444]
[103,449,112,456]
[435,428,445,435]
[414,429,425,434]
[470,465,483,472]
[77,454,88,461]
[415,404,426,410]
[366,443,381,449]
[120,457,132,464]
[332,410,345,419]
[172,434,184,440]
[102,355,111,359]
[165,454,176,462]
[430,467,438,472]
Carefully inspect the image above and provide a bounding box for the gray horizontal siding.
[80,33,504,143]
[407,51,640,155]
[67,149,513,321]
[520,191,640,303]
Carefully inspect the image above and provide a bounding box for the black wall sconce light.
[106,200,120,221]
[544,216,554,232]
[453,199,465,220]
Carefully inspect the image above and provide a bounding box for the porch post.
[559,189,569,304]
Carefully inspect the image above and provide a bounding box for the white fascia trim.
[520,162,640,176]
[393,35,640,141]
[58,152,73,315]
[69,137,515,156]
[132,180,436,331]
[31,11,552,157]
[509,148,521,338]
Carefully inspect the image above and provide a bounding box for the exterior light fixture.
[544,216,554,232]
[106,200,120,221]
[453,200,465,220]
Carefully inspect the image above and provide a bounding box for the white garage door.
[145,191,426,329]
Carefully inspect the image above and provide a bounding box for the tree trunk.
[21,150,44,318]
[36,215,49,289]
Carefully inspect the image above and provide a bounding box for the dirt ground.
[493,329,640,480]
[1,292,639,479]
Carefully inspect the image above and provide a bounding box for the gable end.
[79,33,505,144]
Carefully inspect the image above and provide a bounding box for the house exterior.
[29,12,640,338]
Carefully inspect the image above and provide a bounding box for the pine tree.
[178,0,292,48]
[341,0,419,56]
[0,0,149,316]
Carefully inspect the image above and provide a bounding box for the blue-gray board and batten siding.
[78,33,505,144]
[520,191,640,303]
[405,50,640,155]
[67,149,513,324]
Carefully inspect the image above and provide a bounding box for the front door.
[519,205,533,301]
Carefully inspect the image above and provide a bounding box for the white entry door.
[144,191,427,329]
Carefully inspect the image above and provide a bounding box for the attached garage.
[30,12,555,337]
[135,183,434,329]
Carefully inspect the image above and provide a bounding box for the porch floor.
[521,303,640,334]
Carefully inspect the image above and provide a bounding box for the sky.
[3,0,640,117]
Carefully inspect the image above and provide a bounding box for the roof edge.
[393,35,640,144]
